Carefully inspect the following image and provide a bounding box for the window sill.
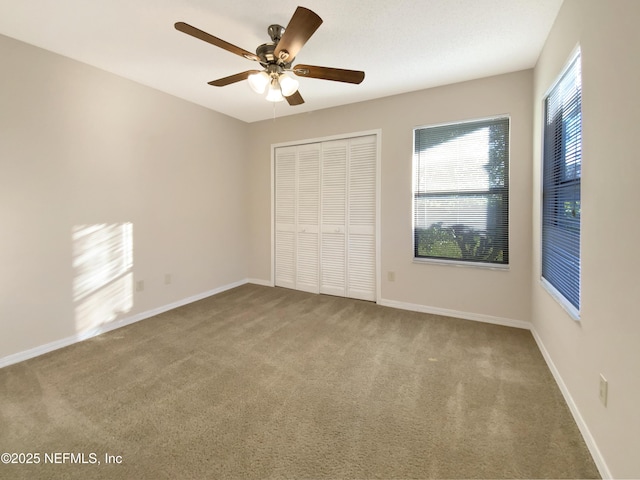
[540,278,580,321]
[413,257,509,271]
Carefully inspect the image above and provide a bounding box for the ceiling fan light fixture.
[248,71,269,94]
[278,74,299,97]
[266,79,285,102]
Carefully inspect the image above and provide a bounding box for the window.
[542,51,582,315]
[413,116,509,266]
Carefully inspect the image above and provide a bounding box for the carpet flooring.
[0,284,599,479]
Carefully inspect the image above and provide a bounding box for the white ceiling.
[0,0,563,123]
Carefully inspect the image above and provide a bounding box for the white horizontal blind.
[414,117,509,265]
[542,52,582,312]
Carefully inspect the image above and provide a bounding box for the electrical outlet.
[164,274,172,285]
[599,374,608,407]
[387,271,396,282]
[136,280,144,292]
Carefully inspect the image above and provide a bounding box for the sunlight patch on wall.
[72,223,133,332]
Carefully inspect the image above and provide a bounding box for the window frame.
[540,47,582,320]
[412,115,510,270]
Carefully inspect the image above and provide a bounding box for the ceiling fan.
[175,6,365,105]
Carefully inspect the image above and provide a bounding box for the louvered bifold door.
[295,143,321,293]
[275,146,297,289]
[347,135,377,301]
[320,140,348,297]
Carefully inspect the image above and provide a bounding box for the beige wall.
[532,0,640,477]
[248,71,533,324]
[0,34,249,359]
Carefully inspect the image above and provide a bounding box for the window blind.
[542,52,582,312]
[413,117,509,265]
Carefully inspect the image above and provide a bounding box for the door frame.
[270,129,382,302]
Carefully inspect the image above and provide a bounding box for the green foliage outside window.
[415,223,504,263]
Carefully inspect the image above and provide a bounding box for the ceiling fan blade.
[285,90,305,106]
[293,64,365,84]
[208,70,262,87]
[175,22,260,62]
[274,7,323,62]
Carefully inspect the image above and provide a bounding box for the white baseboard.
[530,328,612,479]
[377,298,531,330]
[0,279,249,369]
[247,278,274,287]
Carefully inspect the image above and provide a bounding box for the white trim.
[270,145,276,287]
[374,131,382,303]
[413,257,510,271]
[0,279,248,369]
[247,278,273,287]
[530,327,612,479]
[540,278,580,321]
[413,113,512,133]
[271,129,382,149]
[377,298,531,330]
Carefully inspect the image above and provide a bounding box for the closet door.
[275,135,377,301]
[347,135,377,301]
[295,143,321,293]
[320,140,348,296]
[274,146,297,289]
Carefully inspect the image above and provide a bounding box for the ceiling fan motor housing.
[256,41,294,69]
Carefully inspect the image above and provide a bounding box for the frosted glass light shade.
[266,81,285,102]
[248,71,269,94]
[279,74,299,97]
